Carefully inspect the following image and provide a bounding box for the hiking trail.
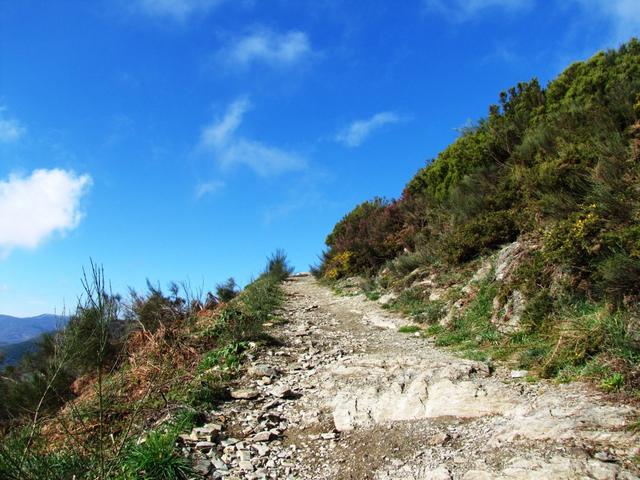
[185,274,639,480]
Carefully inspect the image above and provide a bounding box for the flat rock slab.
[329,355,518,431]
[461,455,627,480]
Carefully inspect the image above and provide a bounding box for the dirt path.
[187,274,639,480]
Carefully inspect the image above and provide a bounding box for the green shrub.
[387,250,436,280]
[263,249,295,282]
[517,343,551,370]
[422,300,447,323]
[213,305,256,343]
[198,342,248,372]
[325,198,404,275]
[215,278,239,303]
[168,409,202,433]
[542,206,602,268]
[128,281,185,333]
[405,126,493,199]
[520,291,554,330]
[442,210,519,264]
[595,252,640,302]
[365,290,381,301]
[323,251,354,280]
[601,373,625,392]
[425,324,444,336]
[65,302,118,375]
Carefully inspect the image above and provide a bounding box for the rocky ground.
[183,274,639,480]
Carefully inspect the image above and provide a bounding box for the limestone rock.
[494,241,523,282]
[248,364,279,378]
[331,356,513,431]
[492,289,526,333]
[363,312,397,330]
[192,459,212,475]
[462,455,622,480]
[251,431,275,442]
[377,292,398,305]
[231,388,260,400]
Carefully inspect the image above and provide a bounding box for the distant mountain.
[0,314,67,346]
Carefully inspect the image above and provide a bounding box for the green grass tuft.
[398,325,420,334]
[120,430,193,480]
[601,373,625,392]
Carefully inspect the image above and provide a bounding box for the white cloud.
[135,0,224,21]
[0,107,25,143]
[425,0,533,21]
[199,98,306,177]
[195,179,225,198]
[0,169,92,257]
[336,112,401,147]
[220,29,312,69]
[573,0,640,43]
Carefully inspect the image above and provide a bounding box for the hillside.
[0,254,295,479]
[317,40,640,393]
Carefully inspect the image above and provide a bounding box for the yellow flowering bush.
[543,205,602,265]
[324,251,354,280]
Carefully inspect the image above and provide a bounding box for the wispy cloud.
[201,96,250,145]
[572,0,640,44]
[425,0,533,21]
[0,169,92,258]
[0,106,26,143]
[134,0,225,21]
[219,29,312,69]
[195,179,225,198]
[199,97,306,177]
[426,0,638,40]
[336,112,402,147]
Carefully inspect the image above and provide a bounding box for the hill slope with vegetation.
[0,253,293,479]
[316,39,640,394]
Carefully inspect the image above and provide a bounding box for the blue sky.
[0,0,638,317]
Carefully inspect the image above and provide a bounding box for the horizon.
[1,0,639,317]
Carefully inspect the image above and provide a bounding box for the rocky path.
[186,274,639,480]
